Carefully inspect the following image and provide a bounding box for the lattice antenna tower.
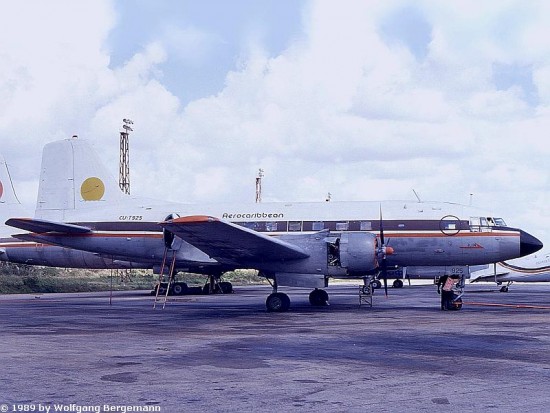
[255,168,264,203]
[119,118,133,194]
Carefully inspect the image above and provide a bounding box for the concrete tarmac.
[1,283,549,412]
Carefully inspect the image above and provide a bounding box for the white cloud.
[162,25,222,66]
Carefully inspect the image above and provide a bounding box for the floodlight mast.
[119,118,133,195]
[255,168,264,203]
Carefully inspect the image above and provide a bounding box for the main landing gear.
[266,292,291,312]
[265,280,329,312]
[371,279,404,289]
[499,281,512,292]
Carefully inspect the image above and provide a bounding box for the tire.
[266,293,290,312]
[172,283,188,295]
[219,282,233,294]
[372,280,382,289]
[309,289,329,306]
[500,286,509,293]
[361,285,372,295]
[393,279,404,288]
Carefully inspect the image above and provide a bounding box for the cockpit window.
[470,216,507,232]
[493,217,506,226]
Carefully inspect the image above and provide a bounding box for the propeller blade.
[379,204,388,297]
[382,258,388,297]
[379,205,385,245]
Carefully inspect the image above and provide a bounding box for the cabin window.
[312,221,325,231]
[336,222,349,231]
[360,221,372,231]
[289,221,302,232]
[241,222,259,231]
[266,222,278,232]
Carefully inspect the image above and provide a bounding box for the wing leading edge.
[160,215,309,265]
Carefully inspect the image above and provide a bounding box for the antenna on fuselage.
[412,189,422,202]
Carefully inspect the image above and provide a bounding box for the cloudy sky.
[1,0,549,242]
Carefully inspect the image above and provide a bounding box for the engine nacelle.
[339,232,378,274]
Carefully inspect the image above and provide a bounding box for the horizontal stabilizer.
[5,218,92,234]
[160,215,309,265]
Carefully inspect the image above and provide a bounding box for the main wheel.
[172,282,188,295]
[361,285,372,295]
[372,280,382,289]
[309,289,329,306]
[219,281,233,294]
[393,279,404,288]
[266,293,290,312]
[500,286,509,293]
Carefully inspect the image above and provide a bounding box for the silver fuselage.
[8,199,541,276]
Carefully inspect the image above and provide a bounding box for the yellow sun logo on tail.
[81,177,105,201]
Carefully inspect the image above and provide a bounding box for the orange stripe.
[465,302,550,310]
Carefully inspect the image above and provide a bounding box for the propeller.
[377,205,394,297]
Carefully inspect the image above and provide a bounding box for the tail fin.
[0,153,31,237]
[35,136,127,220]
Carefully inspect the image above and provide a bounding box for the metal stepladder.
[153,246,177,309]
[359,275,375,307]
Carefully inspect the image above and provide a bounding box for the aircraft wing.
[5,218,92,234]
[160,215,309,265]
[469,271,509,283]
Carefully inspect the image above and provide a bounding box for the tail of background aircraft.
[35,136,127,221]
[0,153,31,238]
[0,154,22,206]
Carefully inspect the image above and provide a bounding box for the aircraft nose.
[519,230,543,257]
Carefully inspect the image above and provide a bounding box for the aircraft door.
[163,213,181,250]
